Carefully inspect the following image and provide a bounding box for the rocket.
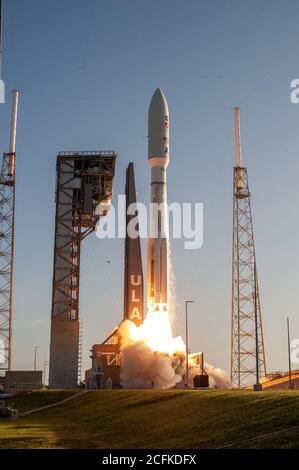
[147,88,170,312]
[124,163,144,326]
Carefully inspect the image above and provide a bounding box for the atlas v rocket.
[147,88,170,312]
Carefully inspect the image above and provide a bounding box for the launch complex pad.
[0,88,284,392]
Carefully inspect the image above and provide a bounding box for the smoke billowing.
[119,318,231,390]
[119,318,185,389]
[205,363,232,388]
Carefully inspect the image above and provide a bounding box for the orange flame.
[129,303,185,355]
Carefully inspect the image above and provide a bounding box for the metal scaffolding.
[0,91,19,378]
[231,108,266,388]
[49,151,116,389]
[0,153,16,376]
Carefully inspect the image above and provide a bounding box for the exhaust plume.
[119,317,231,390]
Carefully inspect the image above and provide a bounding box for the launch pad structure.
[231,108,266,388]
[49,151,116,389]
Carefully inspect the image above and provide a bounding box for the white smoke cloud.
[121,343,185,389]
[204,363,232,389]
[119,319,185,389]
[119,319,231,390]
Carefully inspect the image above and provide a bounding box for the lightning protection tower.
[231,107,266,388]
[0,91,20,378]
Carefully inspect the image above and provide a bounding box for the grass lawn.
[0,389,298,449]
[2,389,79,413]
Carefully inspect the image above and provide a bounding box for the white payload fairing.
[147,88,170,312]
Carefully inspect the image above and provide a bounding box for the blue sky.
[1,0,299,377]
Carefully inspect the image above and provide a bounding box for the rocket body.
[147,88,169,311]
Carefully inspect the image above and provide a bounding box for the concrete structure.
[4,370,42,393]
[86,343,121,389]
[49,152,116,389]
[49,320,80,389]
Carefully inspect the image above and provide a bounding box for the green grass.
[2,389,79,413]
[0,389,299,449]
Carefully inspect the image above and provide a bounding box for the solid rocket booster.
[147,88,169,311]
[124,163,144,326]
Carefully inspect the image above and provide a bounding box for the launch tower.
[0,91,19,378]
[231,108,266,387]
[49,151,116,389]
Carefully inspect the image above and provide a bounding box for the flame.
[128,303,185,355]
[119,304,186,389]
[119,303,232,389]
